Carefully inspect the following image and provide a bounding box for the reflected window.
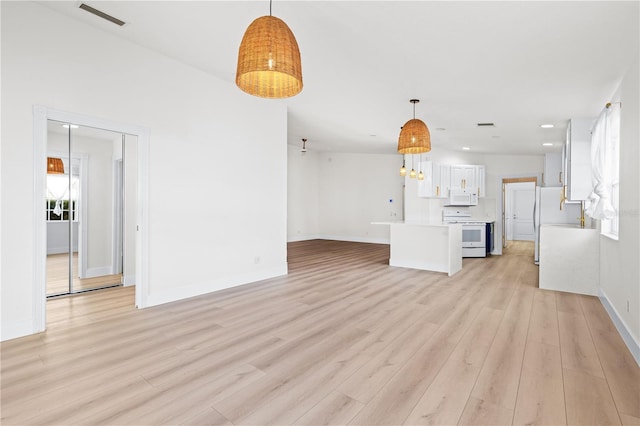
[46,174,79,222]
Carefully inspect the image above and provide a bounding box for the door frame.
[33,105,150,332]
[495,174,541,255]
[507,181,536,241]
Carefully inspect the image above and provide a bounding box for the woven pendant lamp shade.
[397,119,431,154]
[236,15,303,98]
[47,157,64,174]
[397,99,431,154]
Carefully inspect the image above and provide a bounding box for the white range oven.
[443,208,487,258]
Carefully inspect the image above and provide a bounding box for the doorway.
[33,106,150,333]
[504,181,536,244]
[45,120,128,297]
[496,175,540,254]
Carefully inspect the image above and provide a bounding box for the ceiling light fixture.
[542,143,553,146]
[236,0,302,98]
[397,99,431,154]
[47,157,64,174]
[462,147,470,151]
[418,154,424,181]
[540,124,554,128]
[399,159,407,177]
[62,124,79,129]
[409,155,417,179]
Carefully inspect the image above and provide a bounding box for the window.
[602,104,620,238]
[46,174,79,222]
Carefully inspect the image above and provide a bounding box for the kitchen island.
[373,221,463,276]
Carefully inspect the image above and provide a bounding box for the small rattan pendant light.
[397,99,431,154]
[47,157,64,174]
[236,0,303,98]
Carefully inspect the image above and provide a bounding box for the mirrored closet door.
[46,120,126,297]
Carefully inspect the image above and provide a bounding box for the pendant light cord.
[270,0,272,16]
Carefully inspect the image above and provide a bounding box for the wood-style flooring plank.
[2,240,639,426]
[563,368,621,425]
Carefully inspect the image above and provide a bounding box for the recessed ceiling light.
[540,124,554,128]
[542,143,553,146]
[61,124,79,129]
[462,147,470,151]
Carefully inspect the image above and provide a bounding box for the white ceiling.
[39,1,639,155]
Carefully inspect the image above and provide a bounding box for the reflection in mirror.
[46,120,125,296]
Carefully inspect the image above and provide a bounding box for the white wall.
[287,144,320,241]
[599,54,640,361]
[287,146,543,244]
[1,2,287,340]
[316,152,404,244]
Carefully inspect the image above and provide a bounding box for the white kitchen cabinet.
[450,165,476,191]
[418,161,450,198]
[565,118,594,200]
[543,152,563,187]
[418,162,484,198]
[439,164,451,198]
[475,165,486,197]
[417,160,434,197]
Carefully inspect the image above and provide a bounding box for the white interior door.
[513,187,536,240]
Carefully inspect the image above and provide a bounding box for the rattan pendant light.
[236,0,303,98]
[397,99,431,154]
[47,157,64,174]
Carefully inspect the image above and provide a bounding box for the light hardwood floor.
[2,240,639,425]
[47,253,122,295]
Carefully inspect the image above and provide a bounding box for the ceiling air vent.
[477,123,495,127]
[79,3,126,26]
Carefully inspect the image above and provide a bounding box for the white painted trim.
[495,172,542,255]
[112,158,123,276]
[122,274,135,286]
[316,235,390,245]
[85,266,114,279]
[287,234,321,242]
[32,106,48,335]
[32,105,150,338]
[599,288,640,367]
[1,319,38,342]
[78,154,89,279]
[288,235,391,244]
[145,264,288,308]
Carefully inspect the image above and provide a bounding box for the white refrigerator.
[534,187,582,264]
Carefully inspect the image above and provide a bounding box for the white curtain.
[585,104,619,219]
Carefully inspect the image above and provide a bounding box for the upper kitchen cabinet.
[565,118,594,201]
[419,162,483,198]
[476,165,486,197]
[418,161,450,198]
[450,165,476,191]
[543,152,563,187]
[451,165,485,196]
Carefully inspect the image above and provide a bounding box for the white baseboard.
[122,274,135,286]
[599,288,640,367]
[287,234,320,242]
[1,318,40,342]
[316,234,390,245]
[84,266,113,278]
[145,263,288,308]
